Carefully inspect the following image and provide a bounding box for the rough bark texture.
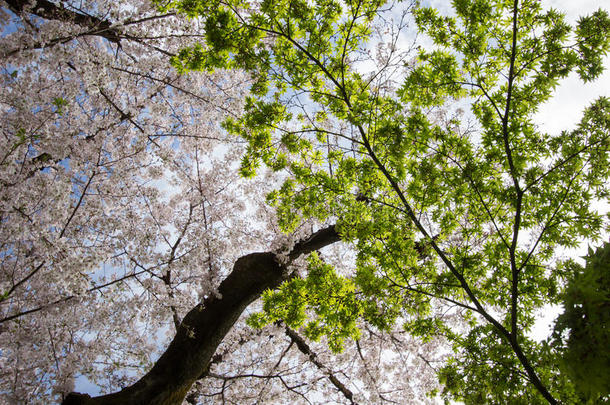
[5,0,122,43]
[62,225,340,405]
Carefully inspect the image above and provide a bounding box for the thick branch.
[5,0,122,43]
[62,225,339,405]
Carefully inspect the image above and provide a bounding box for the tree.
[0,0,266,402]
[1,0,609,405]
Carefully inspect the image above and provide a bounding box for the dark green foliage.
[552,242,610,402]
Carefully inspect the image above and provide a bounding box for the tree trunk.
[62,225,340,405]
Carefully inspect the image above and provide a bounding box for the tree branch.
[285,326,356,404]
[62,225,340,405]
[5,0,122,44]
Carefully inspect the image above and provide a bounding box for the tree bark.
[62,225,340,405]
[5,0,122,43]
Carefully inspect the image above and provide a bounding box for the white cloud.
[534,0,610,134]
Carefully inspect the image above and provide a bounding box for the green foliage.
[438,326,585,405]
[552,242,610,402]
[400,50,465,107]
[247,253,363,352]
[52,97,69,115]
[575,10,610,81]
[165,0,610,402]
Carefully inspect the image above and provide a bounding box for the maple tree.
[1,0,609,404]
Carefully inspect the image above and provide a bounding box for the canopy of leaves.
[166,0,610,402]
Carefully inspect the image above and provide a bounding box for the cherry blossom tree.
[1,0,442,404]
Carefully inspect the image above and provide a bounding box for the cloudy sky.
[422,0,610,134]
